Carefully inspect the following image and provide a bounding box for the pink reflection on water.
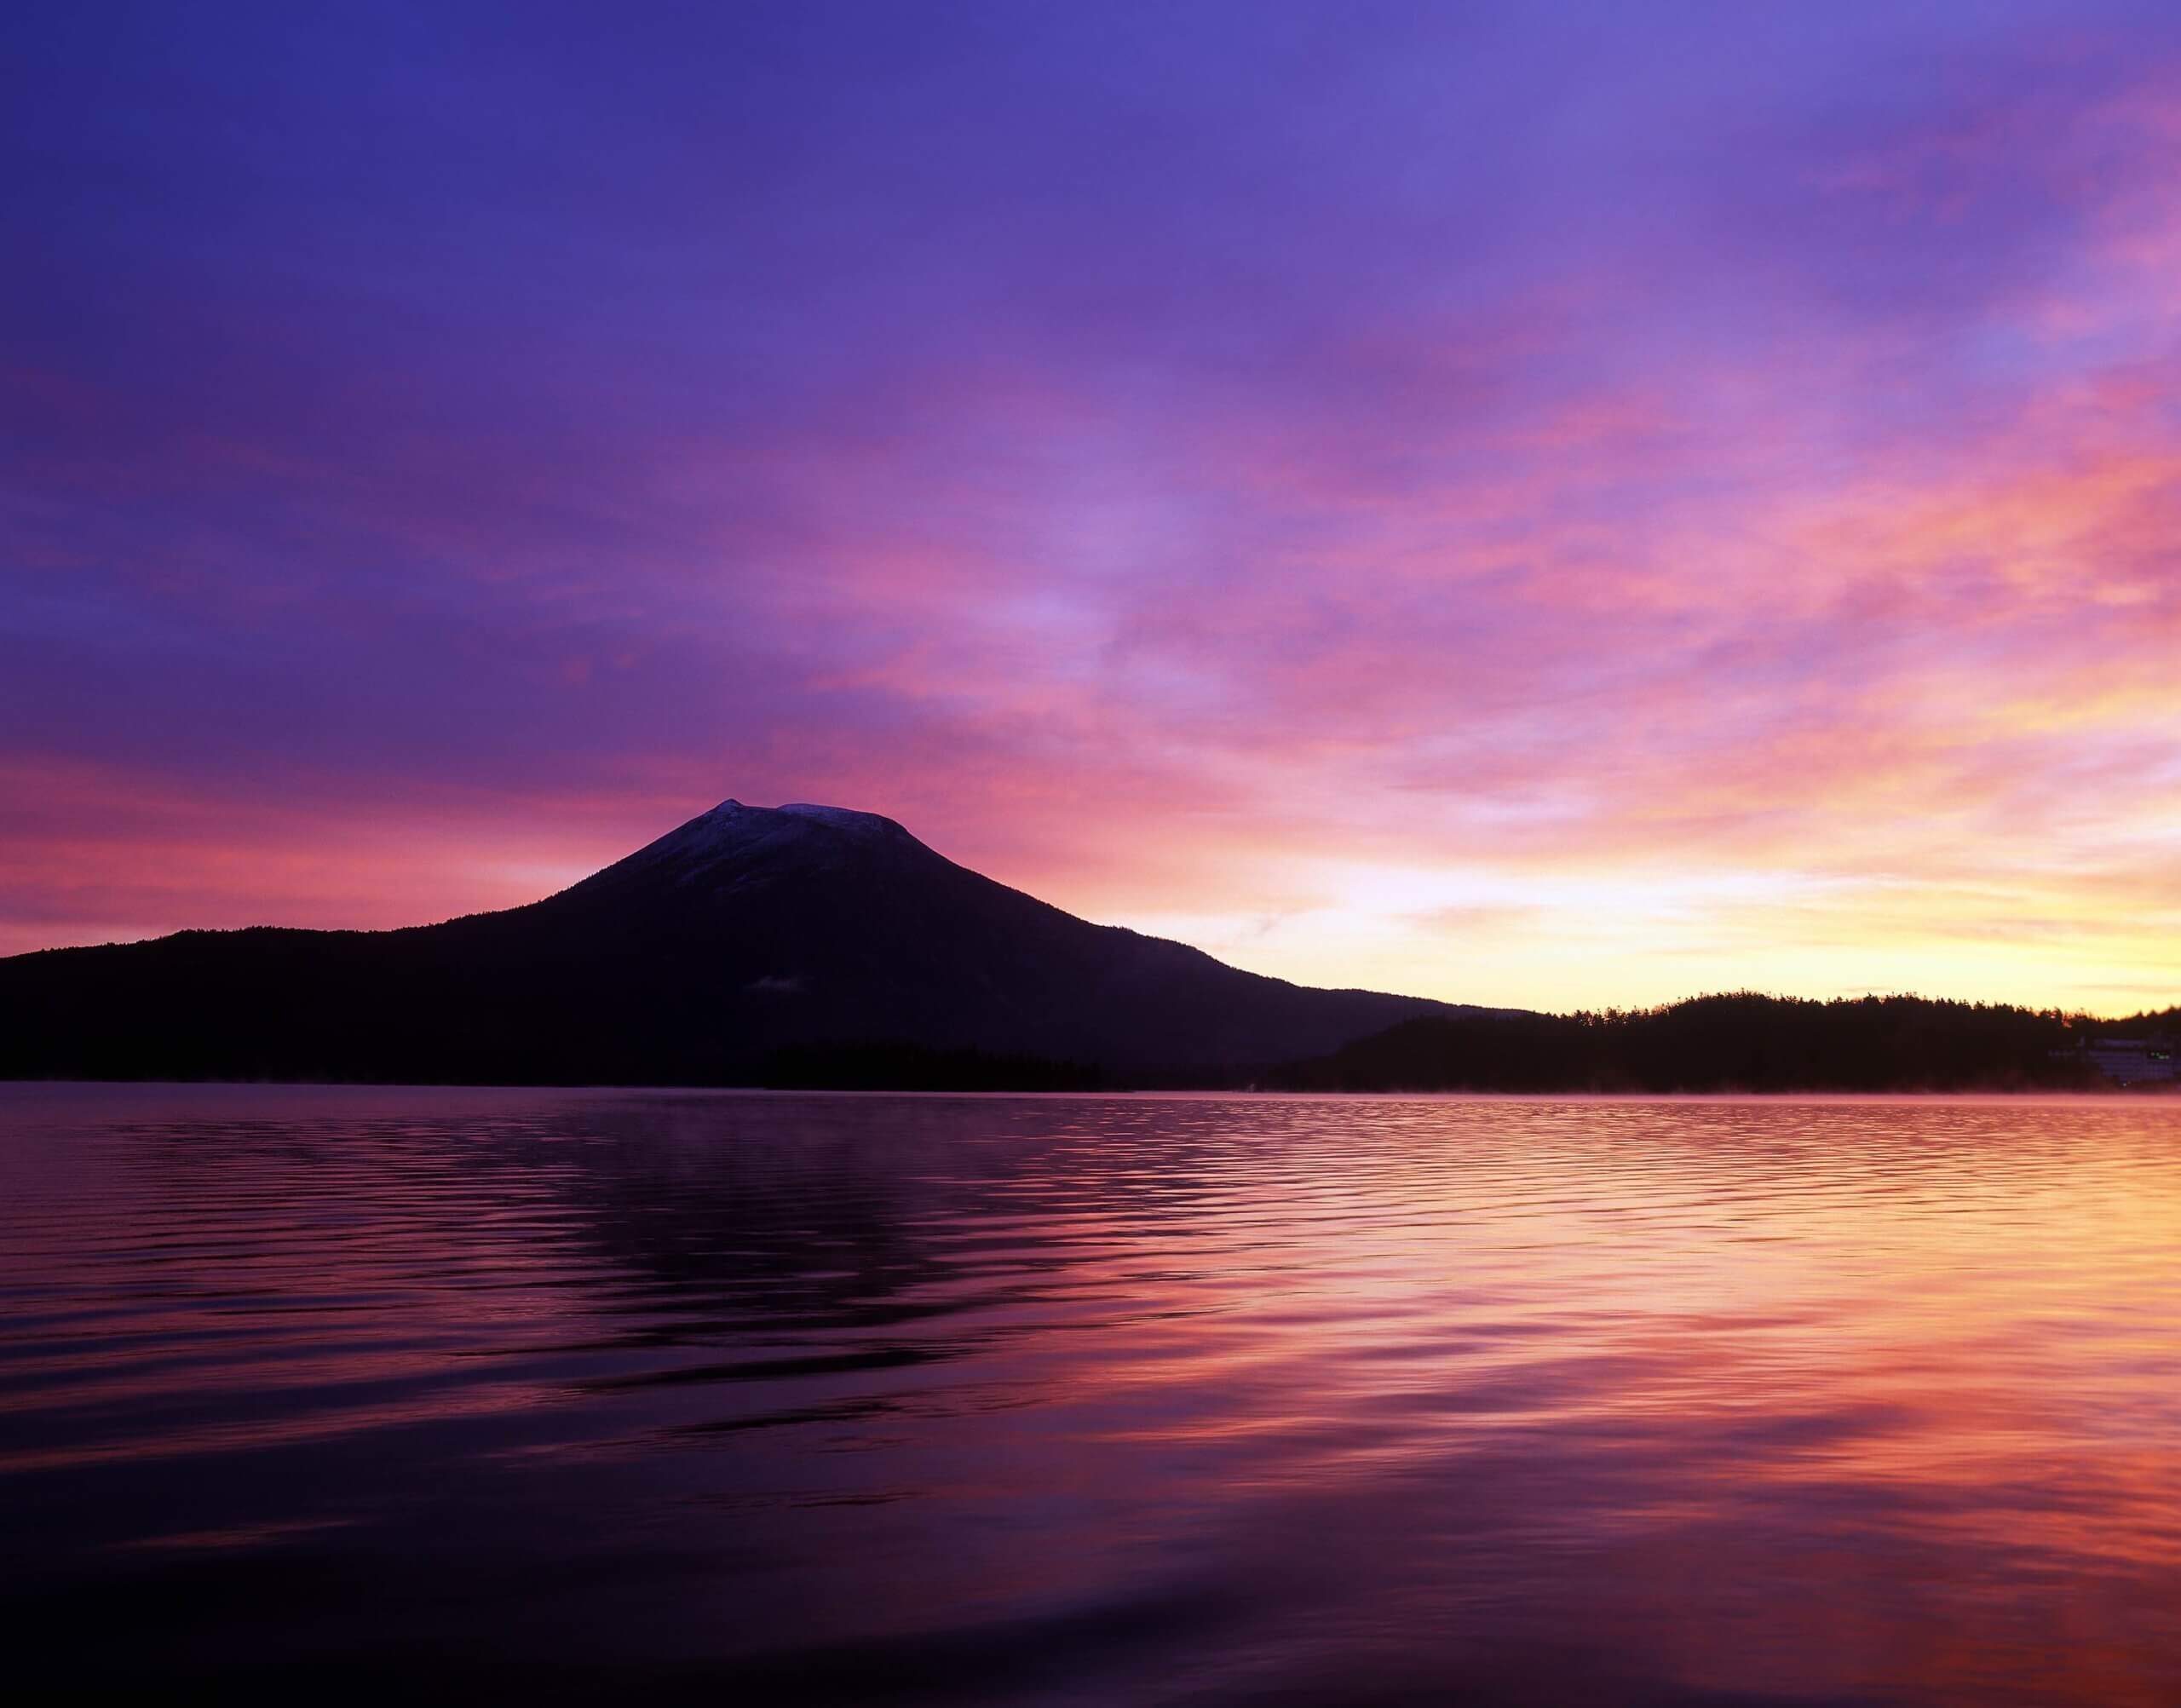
[4,1088,2181,1703]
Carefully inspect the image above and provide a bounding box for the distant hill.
[1267,992,2107,1094]
[0,800,1465,1085]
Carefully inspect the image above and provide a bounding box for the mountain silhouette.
[0,800,1467,1084]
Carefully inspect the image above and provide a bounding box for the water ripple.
[4,1085,2181,1702]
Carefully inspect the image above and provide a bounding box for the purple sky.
[5,1,2179,1012]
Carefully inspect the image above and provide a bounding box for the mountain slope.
[0,800,1468,1083]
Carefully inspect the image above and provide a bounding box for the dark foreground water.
[5,1088,2181,1704]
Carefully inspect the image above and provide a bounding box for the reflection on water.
[5,1085,2181,1703]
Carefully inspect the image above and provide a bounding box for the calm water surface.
[5,1086,2181,1703]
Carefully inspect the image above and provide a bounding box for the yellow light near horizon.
[1110,854,2178,1017]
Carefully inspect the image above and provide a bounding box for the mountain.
[0,800,1468,1084]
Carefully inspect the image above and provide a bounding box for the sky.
[4,1,2178,1015]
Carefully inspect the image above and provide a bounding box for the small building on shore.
[2080,1034,2178,1086]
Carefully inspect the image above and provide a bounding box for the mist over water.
[5,1086,2180,1703]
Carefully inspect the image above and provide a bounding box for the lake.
[5,1086,2180,1703]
